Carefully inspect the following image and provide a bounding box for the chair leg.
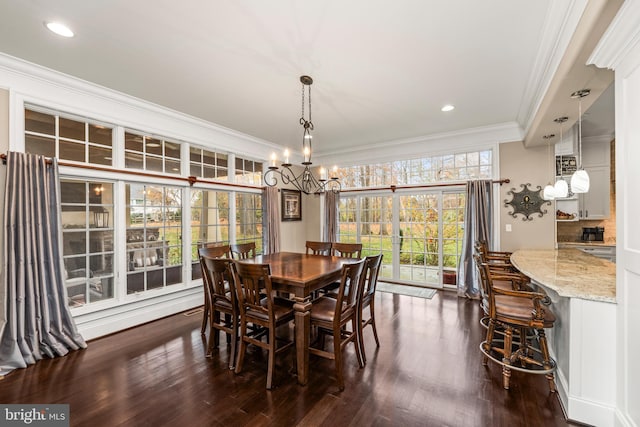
[502,325,513,390]
[334,324,345,391]
[212,311,221,348]
[224,313,232,344]
[235,322,247,375]
[201,295,209,335]
[357,309,366,366]
[537,328,557,393]
[228,319,238,371]
[483,319,496,366]
[352,318,364,369]
[369,301,380,347]
[266,326,276,390]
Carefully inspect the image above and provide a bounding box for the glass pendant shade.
[554,178,569,198]
[543,184,556,201]
[570,169,590,193]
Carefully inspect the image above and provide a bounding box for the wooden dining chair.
[331,242,363,258]
[231,261,296,390]
[199,244,231,336]
[479,261,557,392]
[356,253,383,365]
[305,241,332,256]
[198,251,237,369]
[309,258,366,391]
[230,242,257,260]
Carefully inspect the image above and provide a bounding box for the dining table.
[239,251,357,386]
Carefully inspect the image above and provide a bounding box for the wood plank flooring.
[0,291,575,426]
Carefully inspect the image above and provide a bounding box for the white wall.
[589,2,640,426]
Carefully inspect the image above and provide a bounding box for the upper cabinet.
[578,138,611,220]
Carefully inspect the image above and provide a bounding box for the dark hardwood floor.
[1,290,573,427]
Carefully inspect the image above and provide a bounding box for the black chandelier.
[264,75,341,194]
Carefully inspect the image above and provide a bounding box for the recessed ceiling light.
[441,104,455,112]
[45,22,74,38]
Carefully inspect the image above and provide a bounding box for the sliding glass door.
[338,189,465,288]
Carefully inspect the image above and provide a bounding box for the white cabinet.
[578,166,610,219]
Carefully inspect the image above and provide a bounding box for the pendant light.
[553,116,569,198]
[570,89,590,193]
[543,133,557,201]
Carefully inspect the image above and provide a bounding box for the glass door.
[338,189,465,288]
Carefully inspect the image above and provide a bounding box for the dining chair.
[309,258,366,391]
[478,260,557,392]
[305,241,332,256]
[230,242,257,260]
[198,244,232,336]
[331,242,363,258]
[231,260,296,390]
[198,251,237,369]
[356,253,383,365]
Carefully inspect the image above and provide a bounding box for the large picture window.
[126,184,183,294]
[61,180,115,306]
[190,189,230,279]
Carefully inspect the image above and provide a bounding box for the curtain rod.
[340,178,510,194]
[0,153,262,191]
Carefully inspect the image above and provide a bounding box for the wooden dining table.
[239,251,357,386]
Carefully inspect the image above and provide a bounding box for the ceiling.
[0,1,618,160]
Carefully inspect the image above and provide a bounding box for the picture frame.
[281,189,302,221]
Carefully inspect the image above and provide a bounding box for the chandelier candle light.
[264,75,341,194]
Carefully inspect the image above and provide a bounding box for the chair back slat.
[231,242,257,260]
[334,259,366,317]
[200,254,233,299]
[361,253,383,301]
[231,261,272,315]
[305,241,332,255]
[332,242,363,259]
[199,244,231,259]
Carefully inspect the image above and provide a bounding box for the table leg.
[293,297,312,385]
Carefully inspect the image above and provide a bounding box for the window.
[235,156,263,185]
[189,147,228,180]
[25,108,113,165]
[126,184,183,294]
[61,180,115,306]
[337,149,493,189]
[236,192,262,253]
[190,189,230,279]
[124,132,181,174]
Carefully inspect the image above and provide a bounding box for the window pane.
[60,140,85,162]
[125,133,143,152]
[89,125,112,146]
[25,110,55,135]
[125,152,144,169]
[89,145,113,166]
[60,117,85,141]
[25,135,55,157]
[146,138,162,156]
[165,141,180,159]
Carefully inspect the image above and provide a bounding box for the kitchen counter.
[557,241,615,247]
[511,248,616,303]
[510,248,617,426]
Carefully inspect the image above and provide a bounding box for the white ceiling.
[0,0,613,160]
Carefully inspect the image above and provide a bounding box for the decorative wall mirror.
[504,183,551,221]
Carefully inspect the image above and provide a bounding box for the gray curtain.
[457,180,493,299]
[0,152,86,376]
[323,191,339,243]
[263,186,280,254]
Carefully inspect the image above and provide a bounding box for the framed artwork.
[281,189,302,221]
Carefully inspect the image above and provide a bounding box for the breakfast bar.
[511,249,616,427]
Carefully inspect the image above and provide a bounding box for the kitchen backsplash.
[556,140,616,244]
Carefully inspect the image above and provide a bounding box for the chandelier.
[264,75,341,194]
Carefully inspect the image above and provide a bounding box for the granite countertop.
[510,249,616,303]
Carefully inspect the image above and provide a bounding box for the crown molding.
[588,0,640,70]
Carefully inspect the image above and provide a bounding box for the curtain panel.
[263,186,280,255]
[323,191,339,243]
[0,152,86,376]
[457,180,493,299]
